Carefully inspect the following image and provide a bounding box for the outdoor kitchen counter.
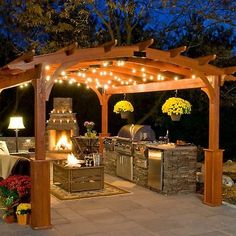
[103,138,198,194]
[146,143,197,150]
[146,143,198,194]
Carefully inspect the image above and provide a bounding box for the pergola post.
[30,64,51,229]
[204,75,224,206]
[99,93,110,153]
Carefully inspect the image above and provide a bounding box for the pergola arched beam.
[195,72,216,103]
[89,85,103,105]
[0,68,37,89]
[106,78,205,94]
[45,80,55,101]
[51,60,80,81]
[7,46,141,71]
[146,48,224,76]
[127,58,193,77]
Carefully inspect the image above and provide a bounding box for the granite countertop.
[147,143,196,150]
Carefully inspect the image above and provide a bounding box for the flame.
[55,134,71,150]
[66,153,80,167]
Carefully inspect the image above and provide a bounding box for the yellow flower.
[113,100,134,114]
[16,203,31,215]
[162,97,191,116]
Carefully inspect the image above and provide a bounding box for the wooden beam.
[0,68,37,89]
[31,64,51,229]
[146,48,223,76]
[224,66,236,75]
[136,39,154,51]
[127,58,192,77]
[10,50,35,64]
[30,160,51,229]
[106,78,205,94]
[168,46,187,58]
[102,39,118,52]
[224,75,236,81]
[204,75,224,206]
[197,54,216,66]
[65,42,78,56]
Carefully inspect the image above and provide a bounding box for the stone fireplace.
[46,98,79,153]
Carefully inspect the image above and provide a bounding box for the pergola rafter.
[0,39,235,230]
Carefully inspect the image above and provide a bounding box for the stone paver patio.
[1,174,236,236]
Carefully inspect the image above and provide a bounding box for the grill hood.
[117,124,155,142]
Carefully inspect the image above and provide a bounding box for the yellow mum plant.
[162,97,191,116]
[113,100,134,114]
[16,203,31,215]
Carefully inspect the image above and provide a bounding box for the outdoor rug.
[50,182,131,200]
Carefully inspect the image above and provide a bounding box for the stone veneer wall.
[104,145,197,195]
[133,153,148,187]
[103,149,117,176]
[0,137,35,153]
[162,147,197,194]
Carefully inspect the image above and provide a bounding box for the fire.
[66,153,81,167]
[55,134,72,150]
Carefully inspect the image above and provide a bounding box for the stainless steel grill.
[117,124,155,142]
[112,124,156,181]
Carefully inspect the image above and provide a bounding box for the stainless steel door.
[148,149,163,190]
[116,155,133,181]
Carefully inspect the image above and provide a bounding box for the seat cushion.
[0,141,10,155]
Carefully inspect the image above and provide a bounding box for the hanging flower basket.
[120,111,130,119]
[170,114,181,121]
[162,97,191,121]
[113,100,134,119]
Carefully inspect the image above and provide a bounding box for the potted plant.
[16,203,31,225]
[84,121,97,137]
[113,100,134,119]
[162,97,191,121]
[0,175,31,223]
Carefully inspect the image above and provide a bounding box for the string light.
[117,60,125,66]
[61,71,66,76]
[46,75,51,81]
[192,74,196,79]
[174,76,179,81]
[45,65,50,70]
[132,69,136,73]
[141,67,145,72]
[103,61,109,67]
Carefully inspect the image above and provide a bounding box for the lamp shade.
[8,117,25,129]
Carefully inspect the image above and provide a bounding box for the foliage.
[0,175,31,218]
[162,97,191,116]
[113,100,134,114]
[16,203,31,215]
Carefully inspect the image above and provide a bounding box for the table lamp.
[8,116,25,152]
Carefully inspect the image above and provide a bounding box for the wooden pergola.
[0,39,235,229]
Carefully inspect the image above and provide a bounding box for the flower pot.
[171,114,181,121]
[17,214,29,225]
[120,111,130,119]
[3,214,16,224]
